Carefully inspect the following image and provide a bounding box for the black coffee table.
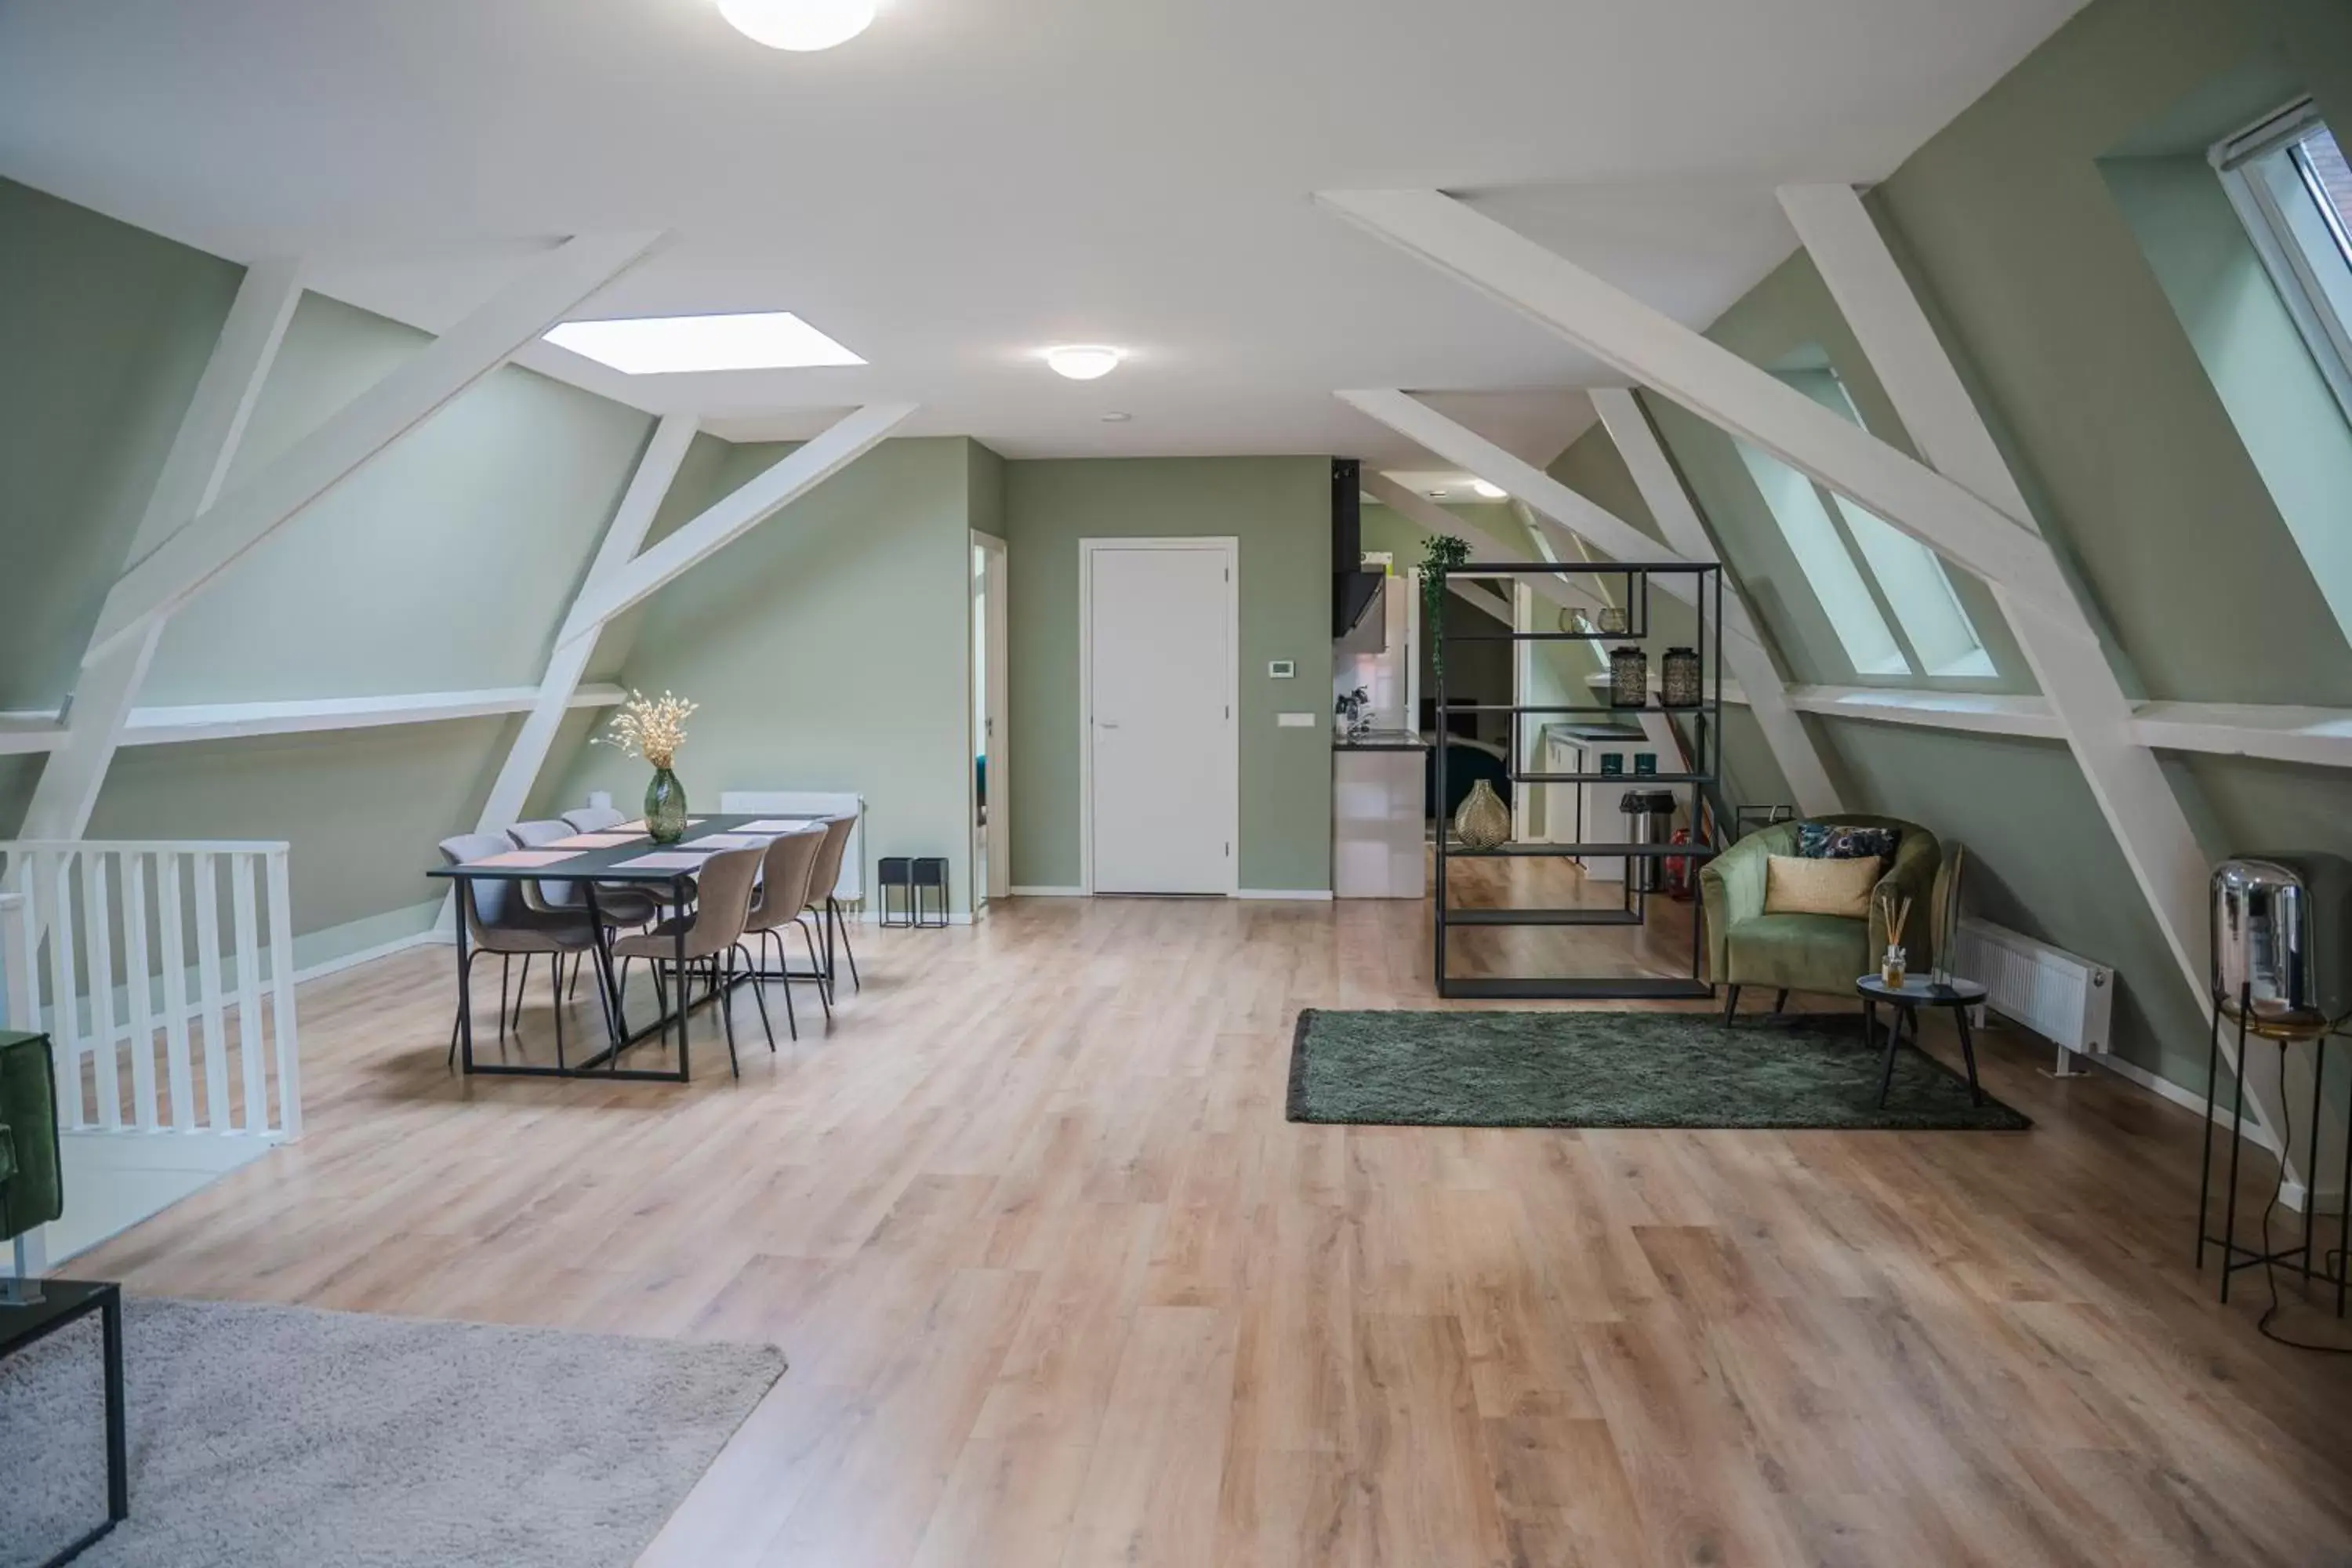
[1856,974,1989,1108]
[2,1278,126,1566]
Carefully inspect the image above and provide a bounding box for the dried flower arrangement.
[594,689,698,771]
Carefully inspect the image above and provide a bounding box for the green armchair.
[1700,815,1941,1021]
[2,1029,64,1282]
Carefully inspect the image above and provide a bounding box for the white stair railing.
[0,841,302,1141]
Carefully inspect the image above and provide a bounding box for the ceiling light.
[716,0,877,50]
[1469,479,1507,499]
[1044,346,1123,381]
[543,311,865,375]
[1099,411,1133,423]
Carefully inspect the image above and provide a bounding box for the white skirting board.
[1009,886,1086,897]
[2085,1050,2339,1214]
[1237,889,1334,901]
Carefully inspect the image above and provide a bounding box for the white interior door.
[1085,539,1236,895]
[978,533,1011,902]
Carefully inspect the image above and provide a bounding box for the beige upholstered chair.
[800,815,861,996]
[612,845,771,1076]
[742,826,831,1038]
[437,832,604,1068]
[561,805,627,833]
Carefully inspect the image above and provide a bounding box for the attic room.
[3,1,2351,1563]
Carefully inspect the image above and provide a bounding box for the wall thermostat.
[1268,659,1296,678]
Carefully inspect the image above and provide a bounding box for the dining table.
[428,812,827,1082]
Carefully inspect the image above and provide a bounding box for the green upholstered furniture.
[2,1029,64,1251]
[1700,816,1941,1020]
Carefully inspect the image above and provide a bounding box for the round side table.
[1855,975,1989,1108]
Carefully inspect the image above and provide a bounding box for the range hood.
[1331,459,1383,637]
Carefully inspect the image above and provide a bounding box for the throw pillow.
[1797,822,1900,863]
[1763,852,1880,919]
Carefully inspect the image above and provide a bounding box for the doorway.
[1080,537,1238,895]
[972,532,1009,909]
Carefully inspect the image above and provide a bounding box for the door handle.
[1098,720,1121,729]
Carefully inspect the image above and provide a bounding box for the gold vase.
[1453,778,1511,850]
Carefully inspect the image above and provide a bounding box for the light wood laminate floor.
[74,894,2352,1567]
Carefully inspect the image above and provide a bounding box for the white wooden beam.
[1784,684,2063,740]
[1446,578,1515,624]
[2132,702,2352,769]
[121,684,627,747]
[1776,183,2212,993]
[85,231,662,666]
[1316,190,2082,628]
[20,260,306,841]
[1343,389,1711,610]
[556,401,919,642]
[1359,471,1606,620]
[1591,387,1843,816]
[1770,182,2301,1161]
[473,413,699,836]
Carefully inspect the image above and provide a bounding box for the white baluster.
[232,854,267,1134]
[49,851,85,1130]
[158,852,195,1131]
[195,851,228,1132]
[265,847,301,1138]
[83,851,120,1130]
[122,851,160,1131]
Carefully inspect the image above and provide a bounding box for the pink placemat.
[613,851,716,872]
[737,818,822,833]
[684,833,772,849]
[550,832,640,848]
[471,848,578,869]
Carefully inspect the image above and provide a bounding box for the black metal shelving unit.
[1433,560,1723,1000]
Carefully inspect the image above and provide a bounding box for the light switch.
[1277,712,1317,728]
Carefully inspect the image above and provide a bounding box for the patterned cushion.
[1797,822,1900,863]
[1762,853,1880,920]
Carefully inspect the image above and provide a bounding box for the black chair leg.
[717,953,740,1077]
[499,956,513,1041]
[550,949,567,1066]
[738,944,776,1052]
[799,920,833,1022]
[832,898,859,990]
[1772,989,1788,1016]
[1721,984,1740,1025]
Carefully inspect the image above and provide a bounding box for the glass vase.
[645,765,688,844]
[1453,777,1512,850]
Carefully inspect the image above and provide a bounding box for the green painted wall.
[546,437,984,915]
[0,178,240,712]
[1002,457,1331,892]
[1637,0,2352,1091]
[146,295,653,703]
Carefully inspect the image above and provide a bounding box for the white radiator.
[1951,916,2112,1067]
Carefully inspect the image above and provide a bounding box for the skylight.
[543,312,865,375]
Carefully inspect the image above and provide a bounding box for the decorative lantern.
[1607,645,1649,709]
[1660,646,1702,709]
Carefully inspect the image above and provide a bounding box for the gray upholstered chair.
[437,832,604,1068]
[800,815,861,996]
[742,826,831,1037]
[562,805,627,833]
[612,845,771,1076]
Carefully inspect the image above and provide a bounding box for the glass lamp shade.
[1607,646,1649,709]
[717,0,877,51]
[1660,646,1702,709]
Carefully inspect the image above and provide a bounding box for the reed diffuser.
[1877,888,1912,988]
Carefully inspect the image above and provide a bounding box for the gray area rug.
[1288,1008,2031,1131]
[2,1297,784,1568]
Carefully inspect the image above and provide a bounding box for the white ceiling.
[0,0,2086,463]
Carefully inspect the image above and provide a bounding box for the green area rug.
[1287,1009,2031,1131]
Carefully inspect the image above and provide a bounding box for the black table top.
[1855,974,1987,1004]
[427,813,830,886]
[0,1277,118,1356]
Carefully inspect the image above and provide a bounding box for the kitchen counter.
[1334,728,1428,753]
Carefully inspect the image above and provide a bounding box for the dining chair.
[507,818,662,982]
[437,832,606,1069]
[562,805,627,833]
[612,845,771,1077]
[802,815,862,995]
[741,826,831,1037]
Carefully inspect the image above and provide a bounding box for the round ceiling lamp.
[717,0,877,51]
[1469,479,1506,499]
[1043,345,1123,381]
